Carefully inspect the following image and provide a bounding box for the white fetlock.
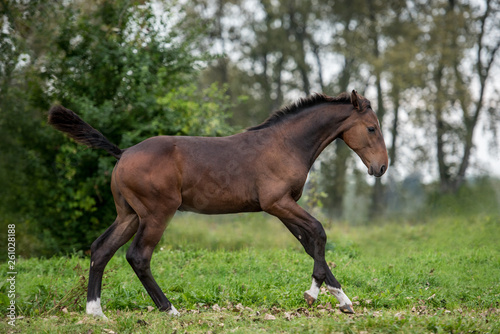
[168,305,180,316]
[86,298,109,320]
[326,285,355,313]
[304,278,320,306]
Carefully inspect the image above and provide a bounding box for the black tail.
[48,105,123,159]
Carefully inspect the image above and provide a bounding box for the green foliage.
[0,1,235,256]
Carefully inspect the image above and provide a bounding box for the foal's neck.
[276,103,352,168]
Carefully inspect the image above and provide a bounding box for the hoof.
[339,304,355,314]
[87,312,108,320]
[304,292,316,307]
[88,313,108,320]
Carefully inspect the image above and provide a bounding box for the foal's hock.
[48,90,388,319]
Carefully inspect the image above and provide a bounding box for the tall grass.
[2,213,499,312]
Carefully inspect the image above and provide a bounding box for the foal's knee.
[311,220,327,244]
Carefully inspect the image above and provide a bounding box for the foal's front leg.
[265,196,354,314]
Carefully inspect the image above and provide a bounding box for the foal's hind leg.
[87,212,139,319]
[125,204,180,315]
[265,196,354,314]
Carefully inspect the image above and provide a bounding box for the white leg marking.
[327,286,352,307]
[305,278,320,300]
[86,298,108,320]
[168,304,180,316]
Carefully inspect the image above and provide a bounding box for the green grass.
[1,213,499,333]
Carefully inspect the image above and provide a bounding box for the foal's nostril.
[380,165,386,175]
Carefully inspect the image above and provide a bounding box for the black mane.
[247,92,351,131]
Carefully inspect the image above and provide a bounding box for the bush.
[0,0,235,256]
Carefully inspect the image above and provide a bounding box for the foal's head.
[341,90,388,177]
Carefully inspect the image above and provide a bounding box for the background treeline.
[0,0,499,257]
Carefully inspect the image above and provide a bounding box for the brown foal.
[48,90,388,318]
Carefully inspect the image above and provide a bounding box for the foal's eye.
[367,126,376,133]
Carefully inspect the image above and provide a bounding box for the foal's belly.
[177,201,261,215]
[177,173,262,214]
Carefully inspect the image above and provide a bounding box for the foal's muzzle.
[369,164,387,177]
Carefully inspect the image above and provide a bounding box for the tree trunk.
[322,141,350,217]
[389,91,399,167]
[311,42,325,91]
[369,72,386,216]
[286,4,311,96]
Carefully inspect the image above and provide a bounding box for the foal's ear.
[351,90,361,110]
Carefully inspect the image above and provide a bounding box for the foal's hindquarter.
[81,92,388,318]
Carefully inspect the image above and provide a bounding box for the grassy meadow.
[1,212,499,333]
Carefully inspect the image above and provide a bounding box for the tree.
[416,0,500,193]
[186,0,330,126]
